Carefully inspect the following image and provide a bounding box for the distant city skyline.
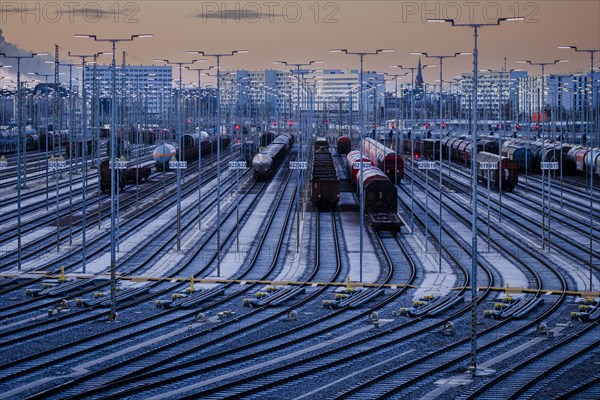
[1,1,598,88]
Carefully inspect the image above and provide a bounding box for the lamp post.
[75,33,153,321]
[330,48,394,283]
[187,49,249,278]
[411,51,470,273]
[516,59,569,251]
[273,59,323,250]
[390,63,436,234]
[558,45,599,292]
[0,51,48,271]
[68,52,98,274]
[383,72,409,159]
[187,65,214,231]
[28,71,55,211]
[426,16,523,375]
[154,59,201,252]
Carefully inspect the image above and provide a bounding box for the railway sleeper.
[170,287,224,309]
[323,288,384,309]
[77,287,149,307]
[405,294,465,317]
[41,279,94,297]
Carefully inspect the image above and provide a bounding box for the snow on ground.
[477,188,599,292]
[403,180,530,300]
[195,176,273,281]
[1,175,92,231]
[340,211,379,284]
[122,174,237,284]
[273,210,312,283]
[402,182,458,300]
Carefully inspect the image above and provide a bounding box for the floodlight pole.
[187,50,249,277]
[75,33,153,321]
[558,45,599,292]
[1,51,49,271]
[427,16,524,374]
[330,48,394,283]
[412,51,470,273]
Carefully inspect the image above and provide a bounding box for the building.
[219,69,385,128]
[312,69,385,113]
[220,69,293,119]
[547,72,600,117]
[459,70,527,120]
[84,65,172,115]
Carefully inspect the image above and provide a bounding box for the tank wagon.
[252,133,294,179]
[153,132,230,172]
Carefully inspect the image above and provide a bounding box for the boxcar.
[476,152,519,192]
[337,136,351,155]
[477,138,499,154]
[100,159,153,193]
[314,137,329,151]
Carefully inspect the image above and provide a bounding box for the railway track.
[415,162,600,281]
[11,161,298,399]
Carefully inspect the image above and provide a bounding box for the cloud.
[0,28,53,76]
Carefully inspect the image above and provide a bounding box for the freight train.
[361,137,404,183]
[153,132,231,172]
[0,126,41,154]
[336,136,351,155]
[310,138,340,210]
[476,152,519,192]
[346,150,403,231]
[409,135,600,179]
[99,158,153,193]
[252,133,294,180]
[65,133,95,158]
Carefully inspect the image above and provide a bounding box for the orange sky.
[1,1,599,86]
